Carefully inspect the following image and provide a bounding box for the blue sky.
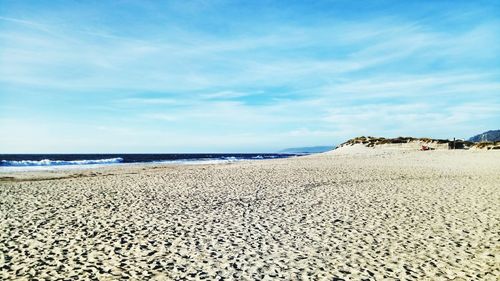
[1,0,499,153]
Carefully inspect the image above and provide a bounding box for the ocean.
[0,153,302,171]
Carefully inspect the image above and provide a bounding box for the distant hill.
[280,146,333,153]
[468,130,500,142]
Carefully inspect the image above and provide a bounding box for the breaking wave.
[0,157,124,167]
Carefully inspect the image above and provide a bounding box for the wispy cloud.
[1,1,499,152]
[201,90,252,100]
[118,98,179,105]
[141,113,177,121]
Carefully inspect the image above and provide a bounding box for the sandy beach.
[1,146,499,280]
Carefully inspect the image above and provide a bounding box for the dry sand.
[1,146,499,280]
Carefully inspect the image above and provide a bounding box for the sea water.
[0,153,301,172]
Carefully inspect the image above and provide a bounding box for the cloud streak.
[0,1,499,152]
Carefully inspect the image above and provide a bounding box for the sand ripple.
[1,149,499,280]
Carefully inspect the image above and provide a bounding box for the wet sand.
[1,146,499,280]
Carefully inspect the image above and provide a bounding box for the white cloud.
[1,6,499,152]
[201,90,251,99]
[141,113,177,121]
[4,14,497,92]
[118,98,179,105]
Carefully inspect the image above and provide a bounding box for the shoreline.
[0,153,302,174]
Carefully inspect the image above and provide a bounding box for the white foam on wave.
[156,157,243,165]
[1,157,124,167]
[0,155,283,173]
[0,164,117,173]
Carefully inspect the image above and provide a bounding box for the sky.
[0,0,499,153]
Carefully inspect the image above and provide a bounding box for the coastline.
[0,153,299,174]
[1,147,499,280]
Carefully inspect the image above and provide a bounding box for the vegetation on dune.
[339,136,499,150]
[475,141,500,149]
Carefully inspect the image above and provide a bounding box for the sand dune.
[1,147,499,280]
